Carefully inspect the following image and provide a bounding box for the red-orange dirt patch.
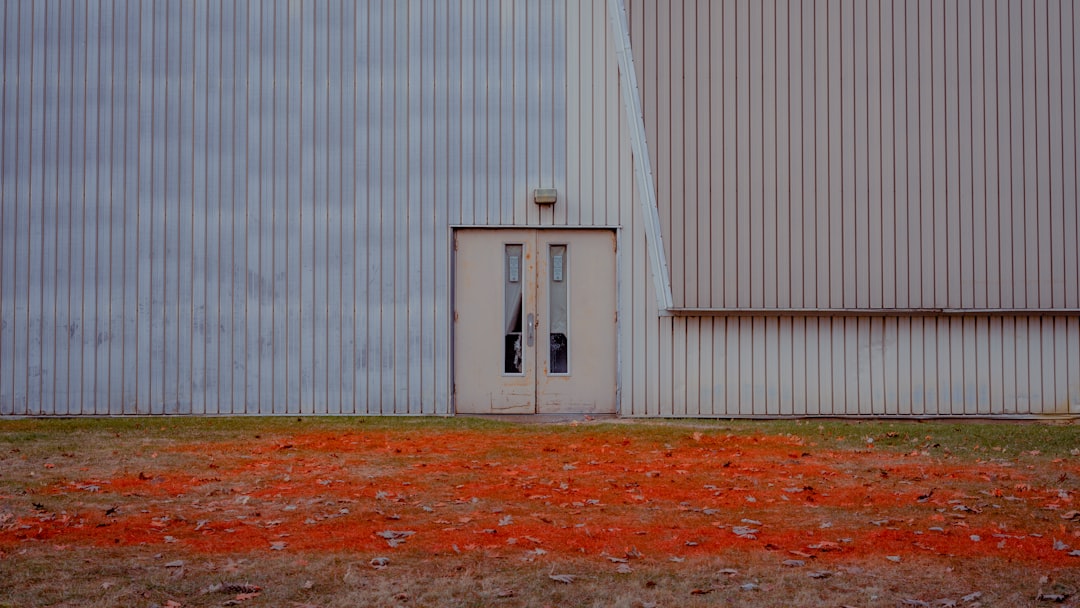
[4,427,1078,566]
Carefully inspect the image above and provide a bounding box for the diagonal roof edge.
[607,0,675,312]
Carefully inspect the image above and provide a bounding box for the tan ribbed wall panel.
[627,313,1080,417]
[616,0,1079,416]
[630,0,1080,310]
[0,0,567,416]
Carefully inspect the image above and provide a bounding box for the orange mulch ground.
[3,426,1078,566]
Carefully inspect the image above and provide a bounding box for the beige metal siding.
[607,0,1080,416]
[630,0,1080,311]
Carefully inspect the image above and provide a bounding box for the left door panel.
[454,230,537,413]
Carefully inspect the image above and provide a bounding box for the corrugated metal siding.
[611,0,1080,416]
[627,314,1079,417]
[0,0,566,416]
[563,0,622,227]
[630,0,1080,311]
[3,0,1078,418]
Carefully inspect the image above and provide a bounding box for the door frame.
[449,226,622,416]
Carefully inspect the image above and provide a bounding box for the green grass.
[2,416,1076,457]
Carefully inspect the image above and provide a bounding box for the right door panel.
[535,230,617,414]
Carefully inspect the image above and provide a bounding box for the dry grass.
[2,546,1077,607]
[1,416,1078,607]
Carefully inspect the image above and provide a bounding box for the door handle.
[526,313,535,347]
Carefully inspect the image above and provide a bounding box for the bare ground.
[1,417,1078,607]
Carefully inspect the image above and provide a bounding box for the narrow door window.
[504,245,524,374]
[548,245,569,374]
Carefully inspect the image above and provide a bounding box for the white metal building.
[1,0,1078,417]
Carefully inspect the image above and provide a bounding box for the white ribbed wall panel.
[0,0,568,416]
[630,0,1080,311]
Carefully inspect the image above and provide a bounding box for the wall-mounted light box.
[533,188,558,205]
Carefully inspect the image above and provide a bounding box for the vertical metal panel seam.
[299,0,306,412]
[51,0,62,413]
[104,0,114,413]
[38,0,49,414]
[14,0,23,413]
[0,0,6,413]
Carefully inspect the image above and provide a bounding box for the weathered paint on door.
[454,229,617,414]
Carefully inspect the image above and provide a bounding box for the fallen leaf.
[376,530,415,548]
[269,541,287,551]
[782,559,806,567]
[732,526,758,539]
[548,574,576,584]
[616,563,633,574]
[887,556,902,562]
[370,557,390,569]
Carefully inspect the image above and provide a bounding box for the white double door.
[454,229,617,414]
